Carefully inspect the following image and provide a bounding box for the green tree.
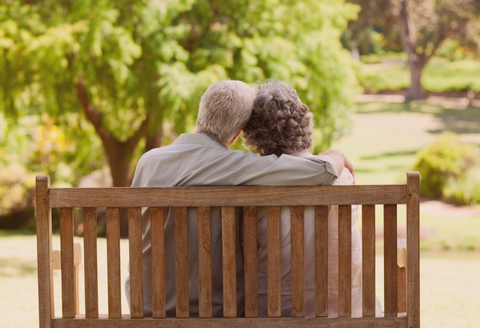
[1,0,358,186]
[344,0,480,100]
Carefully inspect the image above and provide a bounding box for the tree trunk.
[75,80,149,237]
[144,123,163,153]
[406,59,426,100]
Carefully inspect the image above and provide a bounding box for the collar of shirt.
[173,133,229,150]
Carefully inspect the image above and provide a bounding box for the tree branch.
[74,79,113,143]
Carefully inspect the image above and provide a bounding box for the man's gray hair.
[196,80,256,145]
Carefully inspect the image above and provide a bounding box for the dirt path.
[420,199,480,218]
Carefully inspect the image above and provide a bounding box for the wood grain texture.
[36,176,54,328]
[384,204,397,317]
[290,206,305,317]
[128,207,144,318]
[83,208,99,318]
[174,207,189,318]
[51,316,408,328]
[74,243,81,315]
[222,206,237,318]
[198,207,212,318]
[151,208,166,318]
[106,208,122,318]
[49,185,407,208]
[362,205,376,317]
[243,206,258,318]
[60,208,75,318]
[315,205,328,317]
[406,172,420,328]
[338,205,352,317]
[267,206,281,318]
[397,267,407,313]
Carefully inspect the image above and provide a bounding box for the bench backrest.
[36,172,420,328]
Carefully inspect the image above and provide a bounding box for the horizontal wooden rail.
[49,185,407,208]
[52,316,407,328]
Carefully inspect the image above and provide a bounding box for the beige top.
[126,134,338,317]
[256,150,383,317]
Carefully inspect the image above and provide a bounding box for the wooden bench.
[36,172,420,328]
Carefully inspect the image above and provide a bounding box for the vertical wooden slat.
[106,208,121,318]
[338,205,352,317]
[362,204,376,317]
[174,207,189,318]
[151,207,166,318]
[397,266,407,313]
[267,206,281,317]
[198,207,212,318]
[243,206,258,318]
[83,207,98,318]
[291,206,305,317]
[315,205,328,317]
[36,176,54,328]
[222,206,237,318]
[407,172,420,328]
[73,243,82,316]
[60,208,75,318]
[384,204,397,317]
[128,207,144,318]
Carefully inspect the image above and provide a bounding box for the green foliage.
[1,0,359,187]
[443,168,480,206]
[413,133,479,198]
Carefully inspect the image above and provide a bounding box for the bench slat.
[128,207,144,318]
[36,176,54,328]
[243,206,258,318]
[222,207,237,318]
[174,207,189,318]
[362,205,376,317]
[51,316,408,328]
[291,206,305,317]
[151,207,166,318]
[106,208,122,318]
[315,205,328,317]
[49,185,407,207]
[407,172,420,328]
[384,205,397,317]
[60,208,76,318]
[83,208,99,318]
[267,206,281,317]
[198,207,212,318]
[338,205,352,317]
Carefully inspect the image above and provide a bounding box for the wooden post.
[406,172,420,328]
[36,176,54,328]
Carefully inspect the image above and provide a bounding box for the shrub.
[413,133,478,198]
[443,170,480,206]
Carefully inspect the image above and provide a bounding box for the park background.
[0,0,479,327]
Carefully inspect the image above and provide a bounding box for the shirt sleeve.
[230,152,338,186]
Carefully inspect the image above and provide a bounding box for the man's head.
[196,80,256,146]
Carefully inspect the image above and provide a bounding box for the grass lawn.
[331,99,480,185]
[358,56,480,93]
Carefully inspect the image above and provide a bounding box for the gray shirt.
[125,133,337,317]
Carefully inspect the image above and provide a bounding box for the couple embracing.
[126,80,382,318]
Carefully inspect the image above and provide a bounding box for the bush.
[413,133,479,199]
[443,170,480,206]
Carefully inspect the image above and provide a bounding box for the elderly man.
[126,80,352,317]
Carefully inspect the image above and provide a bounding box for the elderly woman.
[242,81,382,318]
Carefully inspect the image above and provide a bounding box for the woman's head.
[243,81,313,156]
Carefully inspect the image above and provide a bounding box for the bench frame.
[36,172,420,328]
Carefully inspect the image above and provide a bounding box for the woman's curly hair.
[242,81,313,157]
